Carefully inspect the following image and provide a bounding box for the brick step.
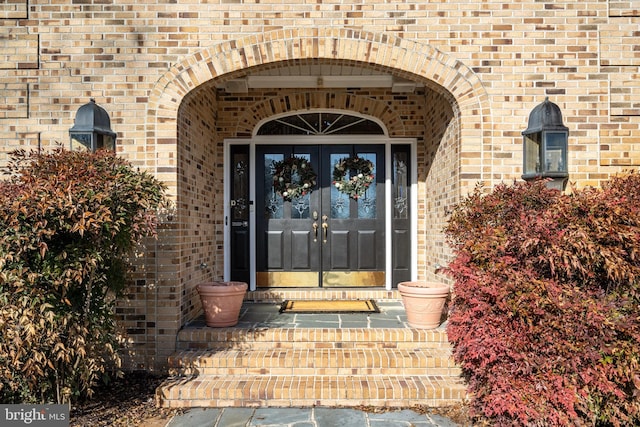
[177,327,450,351]
[168,348,462,377]
[165,299,466,410]
[156,374,467,408]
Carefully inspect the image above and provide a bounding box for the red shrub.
[0,149,166,403]
[444,177,640,426]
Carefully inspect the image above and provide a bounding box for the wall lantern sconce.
[522,97,569,190]
[69,98,116,152]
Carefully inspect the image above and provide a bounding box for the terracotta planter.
[397,281,450,329]
[196,281,248,327]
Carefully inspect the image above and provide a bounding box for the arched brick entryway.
[142,28,490,370]
[147,28,490,194]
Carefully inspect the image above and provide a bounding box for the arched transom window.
[256,112,384,136]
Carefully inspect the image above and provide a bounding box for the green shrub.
[0,149,166,404]
[444,176,640,426]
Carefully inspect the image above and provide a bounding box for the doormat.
[279,299,380,314]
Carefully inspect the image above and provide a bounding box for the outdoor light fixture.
[69,98,116,152]
[522,97,569,190]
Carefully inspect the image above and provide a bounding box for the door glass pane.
[257,112,385,135]
[232,151,249,221]
[264,153,284,219]
[290,153,311,219]
[393,151,408,219]
[357,152,376,219]
[330,153,350,219]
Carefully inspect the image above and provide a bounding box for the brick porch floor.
[156,289,467,408]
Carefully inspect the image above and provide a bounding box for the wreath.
[272,156,317,201]
[332,156,375,200]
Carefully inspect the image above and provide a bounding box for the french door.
[255,144,385,287]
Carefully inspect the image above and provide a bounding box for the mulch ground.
[70,372,183,427]
[356,403,471,425]
[70,372,471,426]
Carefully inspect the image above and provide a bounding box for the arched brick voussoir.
[236,92,406,137]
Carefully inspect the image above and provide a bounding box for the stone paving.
[187,300,417,330]
[165,407,460,427]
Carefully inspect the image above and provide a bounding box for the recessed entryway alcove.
[137,28,489,371]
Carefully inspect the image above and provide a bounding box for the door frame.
[224,136,417,291]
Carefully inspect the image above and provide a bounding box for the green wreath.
[332,156,375,200]
[272,156,317,201]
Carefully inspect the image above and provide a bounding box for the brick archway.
[237,92,406,137]
[140,28,492,370]
[147,28,490,194]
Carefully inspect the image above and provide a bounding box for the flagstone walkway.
[164,407,462,427]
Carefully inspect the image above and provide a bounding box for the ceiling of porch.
[220,63,422,93]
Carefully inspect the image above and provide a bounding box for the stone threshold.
[244,288,402,302]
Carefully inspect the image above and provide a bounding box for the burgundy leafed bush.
[444,176,640,426]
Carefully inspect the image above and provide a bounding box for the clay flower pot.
[397,281,450,329]
[196,281,248,327]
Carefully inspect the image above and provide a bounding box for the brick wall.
[0,0,638,370]
[178,87,220,323]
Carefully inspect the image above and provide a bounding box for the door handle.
[322,215,328,243]
[312,222,318,242]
